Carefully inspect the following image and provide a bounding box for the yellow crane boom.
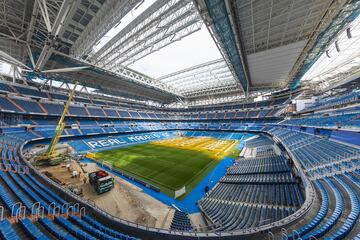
[36,81,78,163]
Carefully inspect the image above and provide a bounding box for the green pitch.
[93,143,222,198]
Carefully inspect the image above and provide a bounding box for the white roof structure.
[158,59,240,98]
[302,14,360,89]
[0,0,359,105]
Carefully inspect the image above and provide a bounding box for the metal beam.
[113,65,181,95]
[158,59,241,97]
[194,0,249,95]
[70,0,141,59]
[288,0,360,89]
[34,0,75,71]
[0,0,28,38]
[91,0,202,68]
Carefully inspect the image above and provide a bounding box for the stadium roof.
[0,0,359,105]
[158,59,240,98]
[301,14,360,90]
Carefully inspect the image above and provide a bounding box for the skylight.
[92,0,156,53]
[302,14,360,82]
[0,62,10,75]
[127,27,223,78]
[157,58,237,97]
[0,62,21,78]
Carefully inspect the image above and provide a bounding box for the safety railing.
[14,128,316,238]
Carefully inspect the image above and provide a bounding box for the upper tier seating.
[0,82,15,92]
[303,91,359,112]
[14,85,48,98]
[103,108,119,117]
[74,96,91,104]
[41,102,64,115]
[0,96,283,120]
[49,92,69,101]
[0,81,286,120]
[87,107,105,117]
[68,105,88,116]
[14,98,44,113]
[283,107,360,129]
[0,96,22,112]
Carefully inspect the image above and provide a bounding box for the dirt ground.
[39,159,84,188]
[40,160,174,228]
[189,212,207,231]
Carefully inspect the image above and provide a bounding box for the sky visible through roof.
[128,27,222,78]
[1,1,359,95]
[301,14,360,85]
[92,0,222,79]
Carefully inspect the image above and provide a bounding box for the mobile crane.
[35,81,78,165]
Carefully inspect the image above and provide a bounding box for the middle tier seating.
[283,106,360,129]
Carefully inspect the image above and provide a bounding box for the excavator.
[35,81,78,165]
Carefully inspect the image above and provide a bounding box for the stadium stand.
[14,85,48,98]
[198,136,303,231]
[262,126,360,239]
[0,133,138,240]
[282,107,360,129]
[0,1,360,238]
[0,96,22,112]
[266,127,359,169]
[302,91,359,112]
[13,98,44,113]
[40,102,64,115]
[0,97,358,238]
[0,81,285,120]
[170,210,193,231]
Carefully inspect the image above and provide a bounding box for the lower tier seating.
[170,210,193,231]
[199,139,303,231]
[0,135,138,240]
[0,220,20,240]
[265,127,359,239]
[287,180,329,239]
[201,199,295,231]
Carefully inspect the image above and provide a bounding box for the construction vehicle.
[35,81,78,165]
[88,170,114,194]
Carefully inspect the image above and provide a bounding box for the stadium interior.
[0,0,359,239]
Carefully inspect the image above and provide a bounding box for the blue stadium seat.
[39,218,75,240]
[55,217,96,240]
[19,218,49,240]
[0,219,20,240]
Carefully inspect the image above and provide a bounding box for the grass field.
[93,137,238,198]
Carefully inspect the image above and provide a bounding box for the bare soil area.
[39,161,172,228]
